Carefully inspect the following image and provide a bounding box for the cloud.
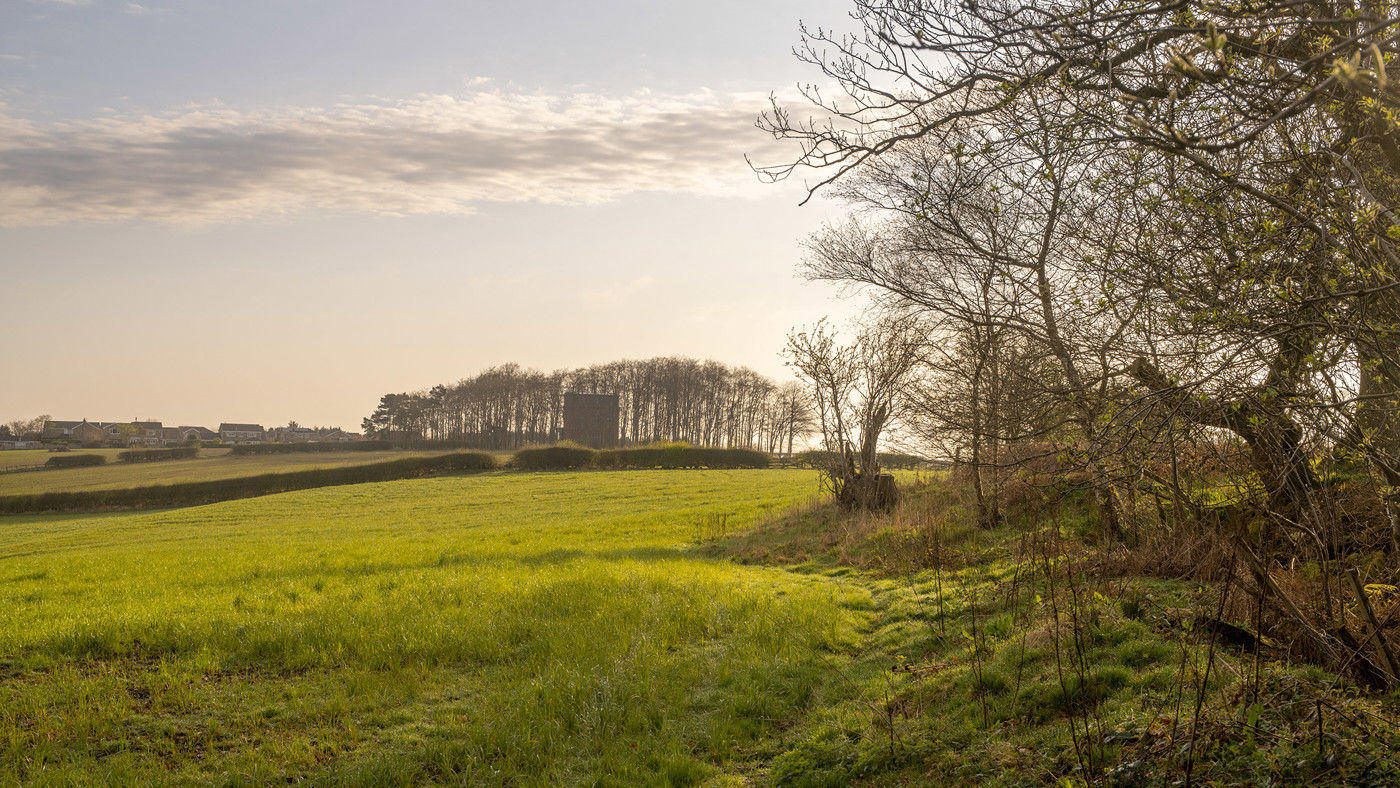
[0,89,783,226]
[123,3,171,14]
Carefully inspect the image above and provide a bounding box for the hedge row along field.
[44,454,106,468]
[230,440,393,455]
[0,451,496,514]
[514,444,770,471]
[792,450,930,470]
[117,447,199,463]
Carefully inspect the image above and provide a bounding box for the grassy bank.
[701,480,1400,786]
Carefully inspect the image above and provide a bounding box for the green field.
[0,449,458,496]
[0,469,870,785]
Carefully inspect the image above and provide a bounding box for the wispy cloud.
[123,3,171,14]
[0,89,780,226]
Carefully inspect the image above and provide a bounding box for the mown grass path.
[0,469,874,786]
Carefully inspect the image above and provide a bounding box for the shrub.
[1,452,497,514]
[45,454,106,468]
[118,447,199,463]
[230,441,393,455]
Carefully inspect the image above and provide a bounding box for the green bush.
[1,452,496,514]
[44,454,106,468]
[230,440,392,455]
[118,447,199,463]
[513,445,597,470]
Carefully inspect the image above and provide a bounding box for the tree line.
[361,358,814,452]
[0,416,50,441]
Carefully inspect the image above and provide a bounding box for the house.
[41,419,115,443]
[265,426,362,443]
[161,426,217,444]
[43,419,104,440]
[126,421,164,446]
[178,426,220,443]
[42,420,81,438]
[268,426,316,443]
[160,428,182,444]
[318,429,361,442]
[219,423,266,443]
[101,421,164,446]
[561,392,620,449]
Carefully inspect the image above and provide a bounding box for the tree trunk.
[1128,356,1316,520]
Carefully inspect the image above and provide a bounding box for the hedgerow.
[230,441,392,455]
[512,444,770,471]
[118,447,199,463]
[0,452,496,514]
[513,445,597,470]
[598,446,770,470]
[794,450,927,470]
[44,454,106,468]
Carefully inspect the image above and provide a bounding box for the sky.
[0,0,862,431]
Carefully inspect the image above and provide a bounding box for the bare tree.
[786,314,921,510]
[6,415,50,441]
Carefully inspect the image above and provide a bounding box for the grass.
[0,469,878,785]
[6,466,1399,785]
[0,449,458,495]
[701,481,1400,787]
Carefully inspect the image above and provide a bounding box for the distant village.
[0,420,361,449]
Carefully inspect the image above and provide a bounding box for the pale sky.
[0,0,859,431]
